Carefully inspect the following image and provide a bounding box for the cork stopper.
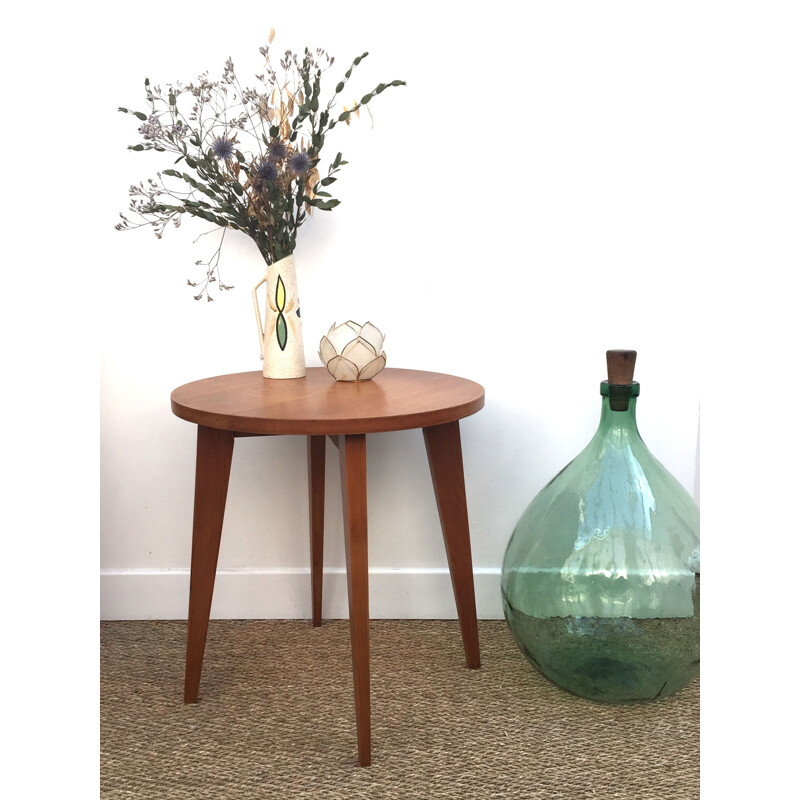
[606,349,637,385]
[606,350,637,411]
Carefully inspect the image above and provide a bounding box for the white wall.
[100,2,702,620]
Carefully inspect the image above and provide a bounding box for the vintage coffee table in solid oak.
[170,367,485,766]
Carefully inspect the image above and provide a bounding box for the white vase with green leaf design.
[252,254,305,379]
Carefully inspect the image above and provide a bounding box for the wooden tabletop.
[171,368,485,435]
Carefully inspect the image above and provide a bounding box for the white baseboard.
[100,567,504,620]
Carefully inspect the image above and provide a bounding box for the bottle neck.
[595,381,642,441]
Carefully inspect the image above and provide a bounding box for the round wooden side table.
[170,367,485,766]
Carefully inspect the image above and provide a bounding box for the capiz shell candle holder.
[319,321,387,381]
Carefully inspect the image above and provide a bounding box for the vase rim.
[268,253,295,267]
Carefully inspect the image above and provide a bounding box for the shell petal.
[326,355,360,382]
[318,336,337,364]
[342,337,377,367]
[357,353,387,381]
[359,322,385,354]
[327,323,358,353]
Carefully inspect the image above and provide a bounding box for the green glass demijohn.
[501,350,699,703]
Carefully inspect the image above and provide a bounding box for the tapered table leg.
[339,433,371,767]
[423,421,481,669]
[307,435,326,627]
[184,425,235,703]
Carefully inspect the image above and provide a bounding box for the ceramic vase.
[252,254,305,379]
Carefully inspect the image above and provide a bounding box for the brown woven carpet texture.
[100,620,699,799]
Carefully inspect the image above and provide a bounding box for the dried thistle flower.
[211,135,236,161]
[267,140,288,162]
[288,151,311,175]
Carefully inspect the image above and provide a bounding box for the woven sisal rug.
[100,619,699,799]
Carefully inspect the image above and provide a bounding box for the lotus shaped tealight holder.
[319,321,387,381]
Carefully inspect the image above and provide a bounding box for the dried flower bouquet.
[117,31,404,300]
